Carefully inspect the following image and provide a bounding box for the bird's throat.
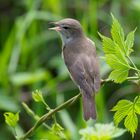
[59,34,73,46]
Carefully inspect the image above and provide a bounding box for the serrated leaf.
[111,100,133,125]
[124,111,138,138]
[112,97,140,137]
[113,110,127,126]
[99,15,136,83]
[125,28,136,56]
[111,14,125,52]
[99,34,115,54]
[111,100,132,111]
[106,54,129,69]
[109,68,129,83]
[115,46,130,66]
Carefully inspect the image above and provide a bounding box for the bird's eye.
[63,26,69,29]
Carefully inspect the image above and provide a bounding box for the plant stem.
[19,93,81,140]
[134,95,140,104]
[13,127,17,139]
[22,102,51,130]
[127,77,140,80]
[42,99,51,110]
[128,56,140,76]
[101,79,111,84]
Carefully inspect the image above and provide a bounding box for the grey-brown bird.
[49,18,100,120]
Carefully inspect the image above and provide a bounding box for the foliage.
[51,123,66,139]
[111,96,140,138]
[4,112,19,128]
[32,89,51,110]
[100,15,140,138]
[32,89,44,102]
[4,90,70,140]
[79,123,126,140]
[99,15,139,83]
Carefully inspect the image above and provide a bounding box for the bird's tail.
[82,94,96,120]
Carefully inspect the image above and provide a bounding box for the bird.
[49,18,100,120]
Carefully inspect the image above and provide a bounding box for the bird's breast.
[62,46,77,67]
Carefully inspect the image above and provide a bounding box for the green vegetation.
[100,15,140,138]
[1,0,140,140]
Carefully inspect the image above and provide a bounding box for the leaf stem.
[127,77,140,80]
[13,127,17,138]
[134,95,140,104]
[42,99,51,110]
[128,56,140,76]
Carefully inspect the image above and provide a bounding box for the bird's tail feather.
[82,94,96,120]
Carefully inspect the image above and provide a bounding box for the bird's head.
[49,18,84,44]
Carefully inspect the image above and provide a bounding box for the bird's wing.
[68,59,93,97]
[84,55,100,93]
[83,38,100,93]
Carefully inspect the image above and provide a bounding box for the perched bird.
[49,18,100,120]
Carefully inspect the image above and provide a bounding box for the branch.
[22,102,51,130]
[19,93,81,140]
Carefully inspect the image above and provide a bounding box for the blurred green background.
[0,0,140,139]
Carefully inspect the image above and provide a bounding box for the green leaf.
[111,100,133,125]
[32,89,44,102]
[111,99,132,111]
[100,14,139,137]
[125,28,136,56]
[99,14,135,83]
[109,68,129,83]
[99,33,115,54]
[51,123,66,139]
[112,96,140,137]
[124,111,138,138]
[105,53,130,83]
[106,54,129,70]
[114,46,129,66]
[106,54,130,83]
[4,112,19,127]
[111,14,125,52]
[32,89,51,110]
[52,123,64,132]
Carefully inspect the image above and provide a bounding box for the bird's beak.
[48,22,62,31]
